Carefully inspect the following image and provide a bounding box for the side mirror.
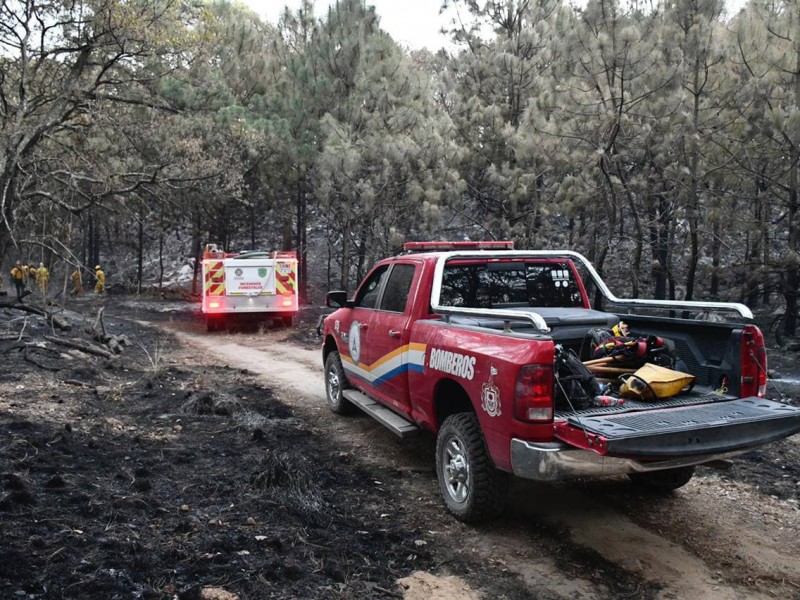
[326,290,350,308]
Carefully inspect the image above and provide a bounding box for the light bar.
[403,241,514,252]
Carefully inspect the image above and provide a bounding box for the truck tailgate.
[554,398,800,458]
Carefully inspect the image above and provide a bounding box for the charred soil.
[1,295,799,600]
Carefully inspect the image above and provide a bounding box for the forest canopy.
[0,0,797,334]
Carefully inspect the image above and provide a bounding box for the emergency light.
[403,241,514,252]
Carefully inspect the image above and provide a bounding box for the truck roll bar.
[429,250,754,325]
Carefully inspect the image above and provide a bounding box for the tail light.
[281,299,294,307]
[208,300,223,310]
[514,364,554,422]
[740,325,767,398]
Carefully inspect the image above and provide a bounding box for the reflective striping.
[204,257,297,300]
[275,261,297,296]
[204,261,226,296]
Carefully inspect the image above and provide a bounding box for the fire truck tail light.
[281,299,294,307]
[514,364,554,423]
[208,301,221,310]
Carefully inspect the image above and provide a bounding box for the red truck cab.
[321,242,800,521]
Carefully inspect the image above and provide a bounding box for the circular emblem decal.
[481,381,501,417]
[481,366,501,417]
[348,321,362,364]
[234,268,243,277]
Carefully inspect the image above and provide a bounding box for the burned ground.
[1,295,799,599]
[0,298,536,599]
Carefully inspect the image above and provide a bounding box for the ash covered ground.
[1,293,799,600]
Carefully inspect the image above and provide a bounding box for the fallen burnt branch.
[24,346,64,371]
[62,379,93,387]
[90,307,130,354]
[0,341,27,355]
[43,335,114,359]
[0,299,71,330]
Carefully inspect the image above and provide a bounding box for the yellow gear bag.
[619,363,695,401]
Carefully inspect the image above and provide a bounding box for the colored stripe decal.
[341,343,427,385]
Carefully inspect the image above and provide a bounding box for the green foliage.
[1,0,799,331]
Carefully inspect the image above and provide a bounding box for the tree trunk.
[158,211,165,290]
[191,213,202,296]
[137,216,144,294]
[649,195,672,300]
[785,184,798,337]
[710,219,721,300]
[295,181,309,304]
[340,217,351,291]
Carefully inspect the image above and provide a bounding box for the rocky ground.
[1,292,799,600]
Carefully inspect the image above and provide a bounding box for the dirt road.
[165,318,800,600]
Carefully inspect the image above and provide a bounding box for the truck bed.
[555,387,732,417]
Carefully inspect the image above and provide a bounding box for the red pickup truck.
[321,241,800,521]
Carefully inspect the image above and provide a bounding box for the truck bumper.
[509,439,745,481]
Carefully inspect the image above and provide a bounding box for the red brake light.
[514,364,554,422]
[740,325,767,398]
[281,299,294,307]
[208,301,221,310]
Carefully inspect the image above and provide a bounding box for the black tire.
[324,352,356,415]
[436,413,509,522]
[282,316,293,327]
[206,316,220,332]
[628,466,695,493]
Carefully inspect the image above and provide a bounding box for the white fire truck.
[201,244,299,331]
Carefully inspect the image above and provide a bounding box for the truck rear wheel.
[206,316,223,332]
[436,413,508,522]
[628,466,695,493]
[324,352,356,415]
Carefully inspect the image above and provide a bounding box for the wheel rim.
[327,363,341,404]
[442,435,470,504]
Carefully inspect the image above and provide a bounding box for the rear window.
[440,262,584,308]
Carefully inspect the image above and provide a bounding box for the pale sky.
[247,0,749,51]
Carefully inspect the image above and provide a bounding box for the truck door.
[339,264,391,383]
[362,263,419,413]
[340,262,419,415]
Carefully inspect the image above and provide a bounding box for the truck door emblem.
[348,321,362,364]
[481,366,501,417]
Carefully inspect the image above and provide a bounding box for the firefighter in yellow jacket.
[94,265,106,294]
[10,261,26,300]
[36,262,49,296]
[70,269,83,295]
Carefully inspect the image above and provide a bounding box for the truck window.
[354,265,389,309]
[379,264,416,313]
[440,262,584,308]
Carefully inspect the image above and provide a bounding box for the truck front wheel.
[324,352,356,415]
[628,466,695,493]
[436,413,509,522]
